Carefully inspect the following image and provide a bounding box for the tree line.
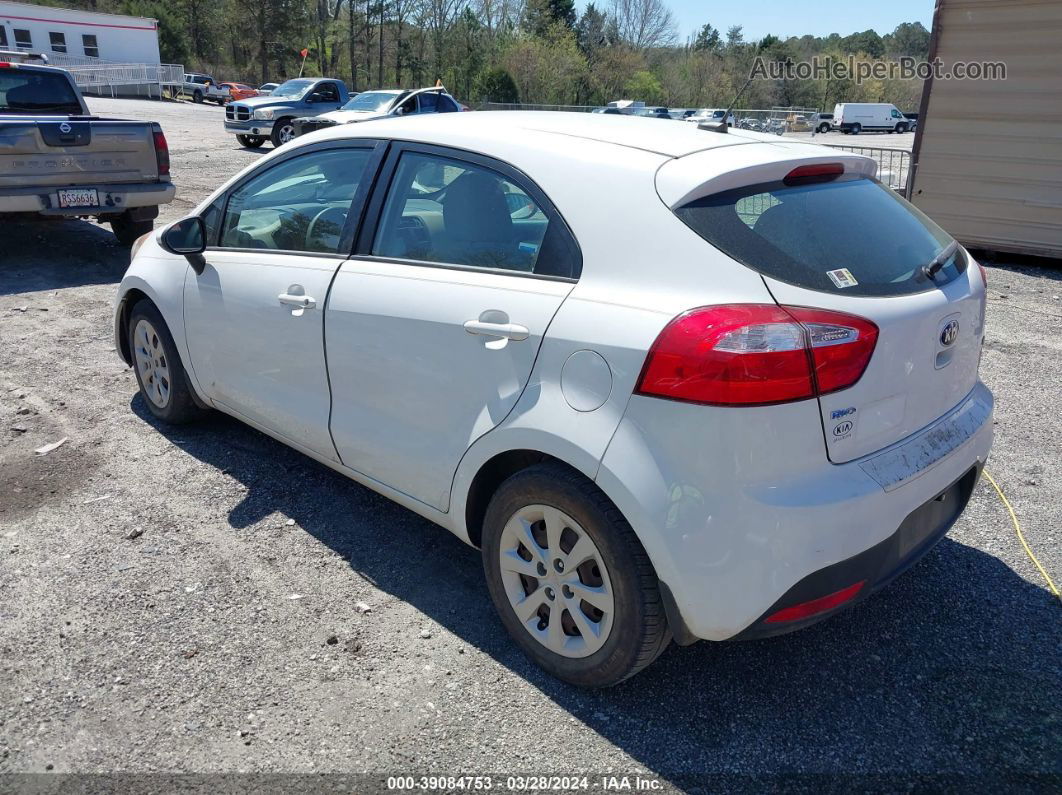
[35,0,931,110]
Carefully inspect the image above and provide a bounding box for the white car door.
[326,144,581,510]
[183,141,384,459]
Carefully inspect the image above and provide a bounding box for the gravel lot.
[1,97,1059,788]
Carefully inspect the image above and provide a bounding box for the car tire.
[851,123,862,135]
[818,123,830,133]
[482,462,671,688]
[236,134,266,149]
[270,119,295,148]
[127,300,204,425]
[896,123,908,134]
[111,213,154,247]
[192,89,203,104]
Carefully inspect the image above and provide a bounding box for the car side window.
[418,92,438,113]
[372,150,576,278]
[438,97,459,113]
[219,148,373,254]
[315,82,339,102]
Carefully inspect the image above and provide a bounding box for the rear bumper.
[0,182,175,215]
[596,381,994,642]
[731,464,980,640]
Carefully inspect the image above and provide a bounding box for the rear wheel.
[270,118,295,148]
[111,212,154,246]
[482,463,671,688]
[851,123,862,135]
[236,134,266,149]
[818,123,830,133]
[127,300,204,425]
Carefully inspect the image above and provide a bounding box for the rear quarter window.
[674,175,966,297]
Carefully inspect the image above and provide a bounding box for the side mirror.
[161,217,207,274]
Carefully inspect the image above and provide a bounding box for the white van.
[833,103,911,134]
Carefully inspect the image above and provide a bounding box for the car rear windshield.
[674,175,966,297]
[0,70,82,114]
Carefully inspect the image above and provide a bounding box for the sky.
[580,0,935,43]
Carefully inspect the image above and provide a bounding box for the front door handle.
[278,293,317,310]
[463,320,529,341]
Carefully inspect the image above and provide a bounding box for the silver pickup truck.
[0,55,175,244]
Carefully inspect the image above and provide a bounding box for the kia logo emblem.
[833,420,853,437]
[59,122,72,134]
[940,320,959,347]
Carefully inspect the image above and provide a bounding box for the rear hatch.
[658,141,986,462]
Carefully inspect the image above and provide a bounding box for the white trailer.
[0,1,161,64]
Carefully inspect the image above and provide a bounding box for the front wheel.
[482,463,671,688]
[270,119,295,148]
[896,123,908,133]
[127,300,205,425]
[236,134,266,149]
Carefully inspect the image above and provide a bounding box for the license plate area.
[57,188,99,208]
[859,394,990,492]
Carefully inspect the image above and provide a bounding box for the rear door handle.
[278,293,317,310]
[463,320,529,341]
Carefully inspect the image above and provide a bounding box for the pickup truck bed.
[0,57,175,244]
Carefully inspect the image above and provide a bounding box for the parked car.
[114,112,992,687]
[259,83,280,94]
[738,117,764,131]
[633,106,671,119]
[224,77,349,148]
[183,73,229,104]
[686,108,736,127]
[766,118,786,135]
[292,86,460,138]
[219,82,259,103]
[834,102,912,134]
[0,58,174,244]
[809,112,834,133]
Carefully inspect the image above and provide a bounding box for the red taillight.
[152,129,170,177]
[0,62,13,69]
[635,304,878,407]
[784,162,844,186]
[785,307,878,395]
[764,581,866,624]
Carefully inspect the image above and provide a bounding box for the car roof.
[311,110,762,158]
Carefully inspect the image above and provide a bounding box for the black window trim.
[207,138,388,257]
[351,140,582,283]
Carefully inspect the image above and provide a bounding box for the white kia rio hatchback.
[114,112,993,687]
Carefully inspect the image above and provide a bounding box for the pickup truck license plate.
[57,188,99,208]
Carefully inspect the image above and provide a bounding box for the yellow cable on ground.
[983,469,1060,600]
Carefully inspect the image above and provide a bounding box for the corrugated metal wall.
[910,0,1062,258]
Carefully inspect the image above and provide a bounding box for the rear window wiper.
[922,240,959,280]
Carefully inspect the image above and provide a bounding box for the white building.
[0,1,161,64]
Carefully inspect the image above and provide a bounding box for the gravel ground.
[0,97,1058,789]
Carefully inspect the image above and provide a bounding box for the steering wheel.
[306,206,349,251]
